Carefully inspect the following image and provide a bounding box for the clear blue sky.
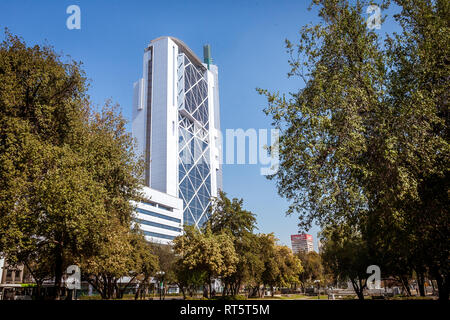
[0,0,400,250]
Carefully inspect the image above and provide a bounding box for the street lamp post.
[156,271,165,300]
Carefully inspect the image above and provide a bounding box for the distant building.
[318,239,323,254]
[0,260,25,285]
[291,234,314,254]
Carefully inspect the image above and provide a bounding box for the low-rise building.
[133,186,184,245]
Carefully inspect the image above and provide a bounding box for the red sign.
[291,234,312,241]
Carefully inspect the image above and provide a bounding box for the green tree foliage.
[275,245,303,289]
[81,225,158,299]
[147,243,178,300]
[207,191,260,295]
[207,192,303,297]
[174,262,208,299]
[0,31,150,299]
[78,103,152,300]
[257,233,303,297]
[167,192,305,299]
[321,224,371,300]
[297,251,324,291]
[173,225,238,298]
[259,0,449,300]
[208,191,257,237]
[132,235,160,300]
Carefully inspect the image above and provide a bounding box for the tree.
[173,225,238,298]
[296,251,324,292]
[0,31,95,298]
[207,191,259,296]
[208,191,257,238]
[0,31,108,298]
[174,262,208,299]
[81,224,158,300]
[78,101,149,300]
[150,243,177,299]
[236,233,266,297]
[0,31,145,299]
[258,0,386,232]
[275,245,303,290]
[321,224,371,300]
[206,192,303,298]
[133,237,160,300]
[259,0,449,300]
[383,0,449,300]
[256,234,276,297]
[81,222,135,299]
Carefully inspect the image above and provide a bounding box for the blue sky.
[0,0,400,249]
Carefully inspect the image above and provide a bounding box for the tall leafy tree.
[259,0,449,300]
[207,191,259,295]
[321,223,371,300]
[81,225,158,299]
[275,245,303,290]
[173,225,238,298]
[0,31,146,299]
[208,191,257,237]
[297,251,324,292]
[0,31,106,298]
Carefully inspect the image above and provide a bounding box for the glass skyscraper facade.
[177,53,212,226]
[132,36,221,232]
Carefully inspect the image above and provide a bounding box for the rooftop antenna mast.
[203,44,213,70]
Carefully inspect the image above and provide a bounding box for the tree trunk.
[430,279,437,296]
[249,286,258,298]
[101,275,108,299]
[180,286,186,300]
[435,272,449,301]
[416,272,425,297]
[135,286,140,300]
[351,279,364,300]
[400,276,411,296]
[107,276,113,299]
[115,281,119,299]
[354,287,364,300]
[36,282,42,300]
[54,246,63,300]
[208,281,212,298]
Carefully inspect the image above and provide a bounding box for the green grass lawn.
[78,293,436,301]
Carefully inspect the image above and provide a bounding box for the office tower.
[291,234,314,254]
[132,36,222,237]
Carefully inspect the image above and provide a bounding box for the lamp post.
[156,271,165,300]
[314,280,320,299]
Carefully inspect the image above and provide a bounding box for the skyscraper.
[291,234,314,254]
[132,36,222,234]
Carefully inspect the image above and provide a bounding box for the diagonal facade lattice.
[177,53,212,228]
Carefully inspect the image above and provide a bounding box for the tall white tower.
[132,36,222,228]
